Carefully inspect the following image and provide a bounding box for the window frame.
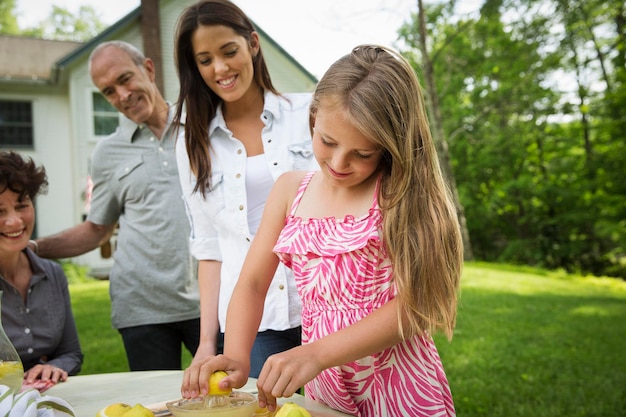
[0,99,34,149]
[91,90,120,139]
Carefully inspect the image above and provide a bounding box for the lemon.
[95,403,132,417]
[274,402,311,417]
[119,404,154,417]
[208,371,231,396]
[255,405,281,416]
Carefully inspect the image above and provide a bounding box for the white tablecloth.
[46,370,349,417]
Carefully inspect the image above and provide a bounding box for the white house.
[0,0,318,276]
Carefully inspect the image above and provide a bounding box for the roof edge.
[252,24,318,84]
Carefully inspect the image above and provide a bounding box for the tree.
[26,5,106,41]
[0,0,19,34]
[398,0,626,278]
[0,1,106,41]
[405,0,475,261]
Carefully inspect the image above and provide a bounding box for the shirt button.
[236,173,241,179]
[125,167,130,172]
[278,284,285,290]
[163,161,169,166]
[25,308,30,313]
[239,205,244,211]
[237,149,243,154]
[24,328,31,334]
[273,161,278,166]
[246,237,251,242]
[27,348,34,354]
[150,136,155,141]
[267,139,272,143]
[159,147,164,152]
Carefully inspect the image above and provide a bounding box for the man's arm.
[33,221,116,259]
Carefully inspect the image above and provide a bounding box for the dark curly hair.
[0,151,48,202]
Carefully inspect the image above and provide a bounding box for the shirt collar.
[262,90,283,120]
[23,248,48,285]
[119,104,180,143]
[208,91,284,136]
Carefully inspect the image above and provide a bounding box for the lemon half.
[96,403,132,417]
[119,404,154,417]
[208,371,232,396]
[95,403,154,417]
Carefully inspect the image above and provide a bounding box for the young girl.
[201,45,463,417]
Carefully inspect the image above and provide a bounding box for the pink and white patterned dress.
[273,171,456,417]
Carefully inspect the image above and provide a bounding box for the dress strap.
[288,171,316,216]
[372,173,382,209]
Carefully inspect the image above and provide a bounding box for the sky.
[15,0,469,78]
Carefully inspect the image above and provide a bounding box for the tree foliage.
[399,0,626,278]
[0,1,105,41]
[0,0,19,34]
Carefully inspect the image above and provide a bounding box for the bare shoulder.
[271,171,312,212]
[275,170,310,189]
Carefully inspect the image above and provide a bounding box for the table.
[46,371,350,417]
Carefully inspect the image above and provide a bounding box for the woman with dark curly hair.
[0,151,83,392]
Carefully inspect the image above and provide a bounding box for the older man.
[31,41,200,371]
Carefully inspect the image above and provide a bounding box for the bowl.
[166,392,258,417]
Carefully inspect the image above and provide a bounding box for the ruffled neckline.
[275,206,383,257]
[285,206,381,226]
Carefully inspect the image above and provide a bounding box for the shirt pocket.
[116,156,144,180]
[202,170,226,217]
[115,156,147,202]
[288,140,315,170]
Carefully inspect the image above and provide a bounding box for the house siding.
[0,92,75,236]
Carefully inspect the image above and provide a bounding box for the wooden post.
[140,0,164,93]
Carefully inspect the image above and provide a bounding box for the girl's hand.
[182,341,219,398]
[24,364,67,384]
[182,353,249,399]
[256,345,322,411]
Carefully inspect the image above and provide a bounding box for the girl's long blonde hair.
[310,45,463,340]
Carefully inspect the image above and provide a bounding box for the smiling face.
[312,98,383,189]
[89,45,159,125]
[191,24,260,104]
[0,189,34,254]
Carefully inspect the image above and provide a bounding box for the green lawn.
[68,280,192,374]
[434,263,626,417]
[68,263,626,416]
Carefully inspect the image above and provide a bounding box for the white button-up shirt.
[176,91,318,332]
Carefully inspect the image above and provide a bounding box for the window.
[92,92,119,136]
[0,100,33,148]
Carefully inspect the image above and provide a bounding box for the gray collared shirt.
[87,106,199,329]
[1,248,83,375]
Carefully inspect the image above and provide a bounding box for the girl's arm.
[257,298,404,410]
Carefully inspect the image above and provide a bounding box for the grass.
[69,280,192,374]
[434,262,626,417]
[68,262,626,416]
